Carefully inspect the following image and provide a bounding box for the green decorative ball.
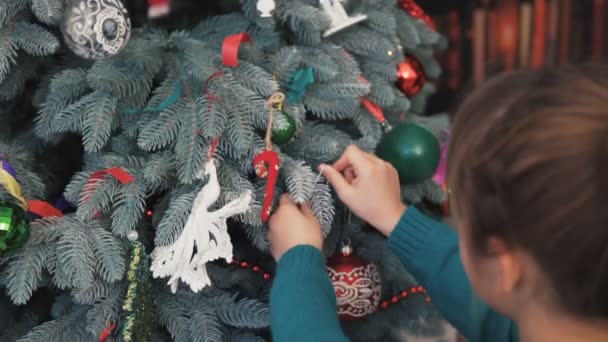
[272,111,296,144]
[376,122,441,185]
[0,202,30,255]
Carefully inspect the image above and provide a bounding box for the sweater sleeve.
[387,207,519,342]
[270,245,349,342]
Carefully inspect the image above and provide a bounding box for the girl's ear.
[486,237,522,294]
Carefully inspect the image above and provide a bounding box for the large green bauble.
[0,202,30,255]
[271,111,296,144]
[376,122,441,185]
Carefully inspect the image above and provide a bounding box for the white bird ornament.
[150,160,252,293]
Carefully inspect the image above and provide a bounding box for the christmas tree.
[0,0,451,341]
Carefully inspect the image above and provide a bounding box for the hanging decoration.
[286,67,315,103]
[326,240,382,321]
[253,93,285,222]
[320,0,367,37]
[120,231,157,341]
[0,202,29,255]
[396,55,427,98]
[271,109,296,144]
[398,0,436,30]
[360,97,391,130]
[151,139,252,293]
[0,159,30,255]
[61,0,131,60]
[257,0,276,17]
[147,0,170,19]
[222,32,253,67]
[376,122,441,185]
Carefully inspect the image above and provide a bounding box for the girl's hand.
[321,145,407,237]
[268,195,323,261]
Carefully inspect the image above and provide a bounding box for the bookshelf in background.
[428,0,606,93]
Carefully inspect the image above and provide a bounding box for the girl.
[268,64,608,342]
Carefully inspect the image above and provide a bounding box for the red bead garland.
[230,259,431,308]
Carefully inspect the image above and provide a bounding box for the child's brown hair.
[447,64,608,319]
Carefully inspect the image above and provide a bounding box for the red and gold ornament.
[398,0,436,30]
[253,92,285,222]
[326,241,381,321]
[396,54,427,98]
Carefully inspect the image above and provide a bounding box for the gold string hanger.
[263,92,285,150]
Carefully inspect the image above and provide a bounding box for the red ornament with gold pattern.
[396,54,427,98]
[326,240,381,321]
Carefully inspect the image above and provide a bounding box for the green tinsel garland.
[120,241,157,342]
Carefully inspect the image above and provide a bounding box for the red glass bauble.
[398,0,436,30]
[396,55,426,98]
[326,243,381,321]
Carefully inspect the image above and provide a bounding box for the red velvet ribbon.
[208,137,220,160]
[27,200,63,218]
[89,167,135,186]
[360,98,387,124]
[222,33,252,67]
[83,167,135,217]
[99,322,116,342]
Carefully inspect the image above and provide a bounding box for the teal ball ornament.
[271,111,296,144]
[0,202,30,255]
[376,122,441,184]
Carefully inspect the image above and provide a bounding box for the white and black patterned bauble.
[61,0,131,59]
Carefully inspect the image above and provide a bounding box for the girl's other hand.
[321,145,407,237]
[268,195,323,261]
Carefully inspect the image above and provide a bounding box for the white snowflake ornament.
[150,160,252,293]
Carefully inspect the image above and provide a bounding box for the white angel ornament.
[150,159,252,293]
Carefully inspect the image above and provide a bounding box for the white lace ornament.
[61,0,131,59]
[150,160,252,293]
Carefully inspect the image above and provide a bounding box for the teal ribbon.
[123,83,182,115]
[286,68,315,103]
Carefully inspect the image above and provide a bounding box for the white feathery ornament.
[150,160,252,293]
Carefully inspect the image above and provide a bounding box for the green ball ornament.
[271,111,296,144]
[0,202,30,254]
[376,122,441,185]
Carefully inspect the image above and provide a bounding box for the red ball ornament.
[396,55,426,98]
[398,0,436,30]
[326,241,381,321]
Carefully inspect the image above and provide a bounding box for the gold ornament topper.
[264,92,285,150]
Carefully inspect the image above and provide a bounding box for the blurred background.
[421,0,607,114]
